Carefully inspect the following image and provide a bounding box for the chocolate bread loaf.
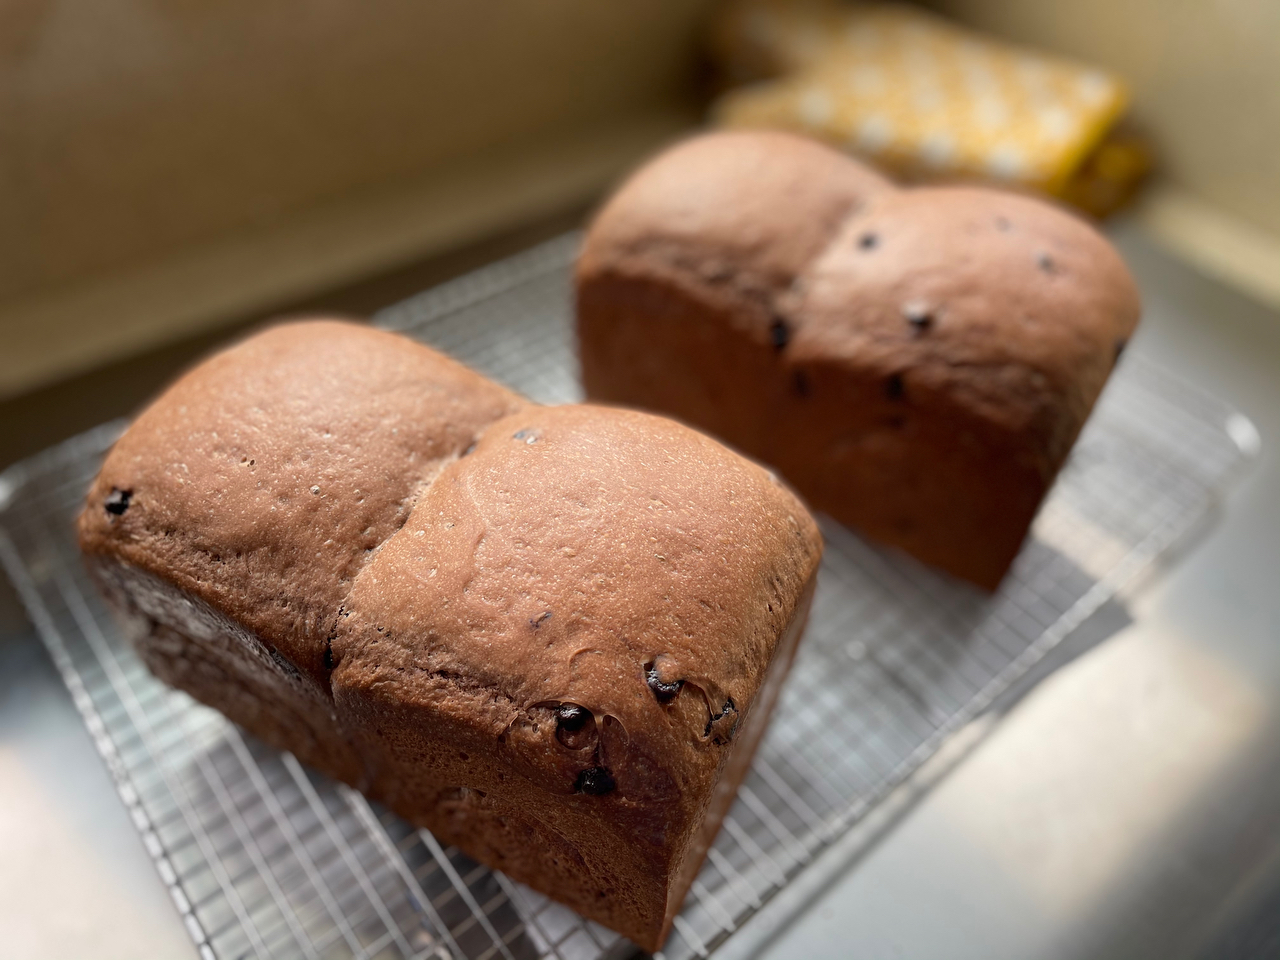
[577,130,1141,589]
[78,320,822,950]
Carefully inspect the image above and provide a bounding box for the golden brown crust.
[77,319,823,949]
[577,130,1141,588]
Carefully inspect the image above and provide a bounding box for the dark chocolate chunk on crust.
[104,488,132,516]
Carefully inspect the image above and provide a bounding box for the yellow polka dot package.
[710,0,1150,216]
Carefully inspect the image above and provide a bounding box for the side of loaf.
[77,320,823,951]
[576,130,1141,589]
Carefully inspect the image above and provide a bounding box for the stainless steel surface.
[0,229,1268,960]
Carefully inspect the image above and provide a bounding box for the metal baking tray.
[0,233,1260,960]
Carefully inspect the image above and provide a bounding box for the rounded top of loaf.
[333,402,822,800]
[577,129,1140,476]
[78,319,527,685]
[579,130,892,304]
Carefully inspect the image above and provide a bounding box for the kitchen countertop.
[1,222,1277,960]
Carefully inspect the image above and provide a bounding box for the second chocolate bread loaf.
[577,130,1141,589]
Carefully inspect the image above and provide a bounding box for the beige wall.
[924,0,1280,238]
[3,0,1272,397]
[0,1,710,306]
[0,1,714,396]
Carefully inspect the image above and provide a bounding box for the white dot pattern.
[713,0,1129,191]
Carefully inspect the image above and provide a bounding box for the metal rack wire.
[0,233,1259,960]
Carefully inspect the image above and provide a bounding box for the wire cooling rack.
[0,234,1260,960]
